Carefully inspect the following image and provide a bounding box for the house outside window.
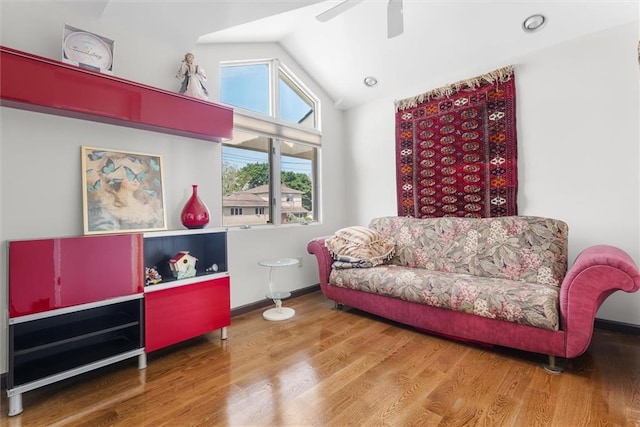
[220,59,320,227]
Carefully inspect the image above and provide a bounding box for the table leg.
[267,266,275,295]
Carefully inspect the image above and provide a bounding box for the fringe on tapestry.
[394,65,514,112]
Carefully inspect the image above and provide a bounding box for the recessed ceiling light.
[363,76,378,87]
[522,14,546,32]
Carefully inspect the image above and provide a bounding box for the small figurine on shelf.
[168,251,198,279]
[176,52,208,100]
[145,266,163,285]
[205,263,219,273]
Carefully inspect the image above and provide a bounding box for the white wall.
[345,21,640,325]
[516,22,640,324]
[0,3,348,373]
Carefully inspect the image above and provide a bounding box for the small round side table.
[259,257,299,321]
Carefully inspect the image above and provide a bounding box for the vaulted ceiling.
[60,1,639,110]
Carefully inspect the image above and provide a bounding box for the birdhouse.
[168,251,198,279]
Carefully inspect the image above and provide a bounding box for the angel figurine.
[176,52,208,100]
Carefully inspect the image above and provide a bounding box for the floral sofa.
[307,216,640,371]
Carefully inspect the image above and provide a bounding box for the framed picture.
[63,24,114,74]
[82,146,167,235]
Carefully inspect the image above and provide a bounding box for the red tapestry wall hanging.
[395,66,518,218]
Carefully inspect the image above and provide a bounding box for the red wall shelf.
[0,46,233,142]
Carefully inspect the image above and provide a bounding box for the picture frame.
[82,146,167,235]
[63,24,114,74]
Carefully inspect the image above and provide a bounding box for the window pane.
[280,140,315,223]
[220,64,270,115]
[222,130,271,227]
[279,72,315,129]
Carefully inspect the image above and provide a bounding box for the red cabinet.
[6,229,231,416]
[0,46,233,142]
[145,277,230,352]
[142,228,230,352]
[9,234,143,317]
[7,234,145,416]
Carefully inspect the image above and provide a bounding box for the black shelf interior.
[14,320,140,356]
[144,232,227,285]
[13,300,140,353]
[11,335,140,387]
[9,299,143,388]
[12,300,141,353]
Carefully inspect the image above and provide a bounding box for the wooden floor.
[2,291,639,426]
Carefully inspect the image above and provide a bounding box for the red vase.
[181,185,210,229]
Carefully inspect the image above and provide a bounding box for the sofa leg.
[332,301,344,310]
[542,355,564,374]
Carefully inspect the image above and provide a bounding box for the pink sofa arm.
[560,244,640,358]
[307,237,333,288]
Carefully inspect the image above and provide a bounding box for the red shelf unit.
[7,233,146,416]
[142,228,231,352]
[0,46,233,142]
[6,230,231,416]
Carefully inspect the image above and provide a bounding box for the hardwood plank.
[2,291,640,426]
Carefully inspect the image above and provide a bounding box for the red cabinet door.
[9,234,144,317]
[144,276,230,352]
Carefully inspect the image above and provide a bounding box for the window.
[278,70,315,129]
[220,63,269,116]
[220,59,320,228]
[222,130,271,226]
[221,125,317,227]
[281,140,315,223]
[220,60,319,129]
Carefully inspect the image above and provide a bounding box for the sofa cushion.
[325,226,395,267]
[369,216,568,287]
[329,265,560,331]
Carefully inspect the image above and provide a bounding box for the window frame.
[219,59,321,228]
[276,62,319,130]
[220,59,321,132]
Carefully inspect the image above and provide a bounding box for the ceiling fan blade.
[316,0,364,22]
[387,0,404,38]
